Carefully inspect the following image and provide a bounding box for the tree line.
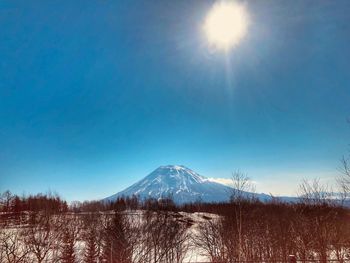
[0,191,68,214]
[0,154,349,263]
[1,190,350,262]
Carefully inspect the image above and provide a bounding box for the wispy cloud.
[206,177,259,191]
[207,177,234,186]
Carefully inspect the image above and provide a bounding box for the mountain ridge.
[104,165,273,204]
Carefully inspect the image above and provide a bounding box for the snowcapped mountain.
[104,165,271,204]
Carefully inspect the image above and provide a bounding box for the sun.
[204,1,249,51]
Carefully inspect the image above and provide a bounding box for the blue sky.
[1,0,349,201]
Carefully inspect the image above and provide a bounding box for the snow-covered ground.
[0,210,217,263]
[179,211,218,262]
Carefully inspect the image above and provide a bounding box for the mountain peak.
[146,165,206,183]
[105,165,232,203]
[104,165,271,204]
[157,165,190,171]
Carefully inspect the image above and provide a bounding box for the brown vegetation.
[1,174,350,263]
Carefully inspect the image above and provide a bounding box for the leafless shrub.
[193,218,227,262]
[338,156,350,202]
[0,227,29,263]
[139,210,189,263]
[296,177,349,263]
[23,213,60,263]
[0,190,14,213]
[230,171,256,203]
[298,178,334,206]
[229,171,256,262]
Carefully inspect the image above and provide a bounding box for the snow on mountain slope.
[104,165,271,204]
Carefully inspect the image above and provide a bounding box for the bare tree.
[193,218,227,262]
[58,214,81,263]
[83,213,103,263]
[0,226,3,263]
[229,171,256,262]
[298,178,334,206]
[297,179,338,263]
[230,171,256,202]
[102,211,133,263]
[0,190,14,213]
[329,207,350,263]
[338,156,350,202]
[0,227,29,263]
[129,210,190,263]
[23,213,60,263]
[159,212,189,263]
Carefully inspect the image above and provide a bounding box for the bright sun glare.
[204,1,249,51]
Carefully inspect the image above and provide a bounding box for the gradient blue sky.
[1,0,349,201]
